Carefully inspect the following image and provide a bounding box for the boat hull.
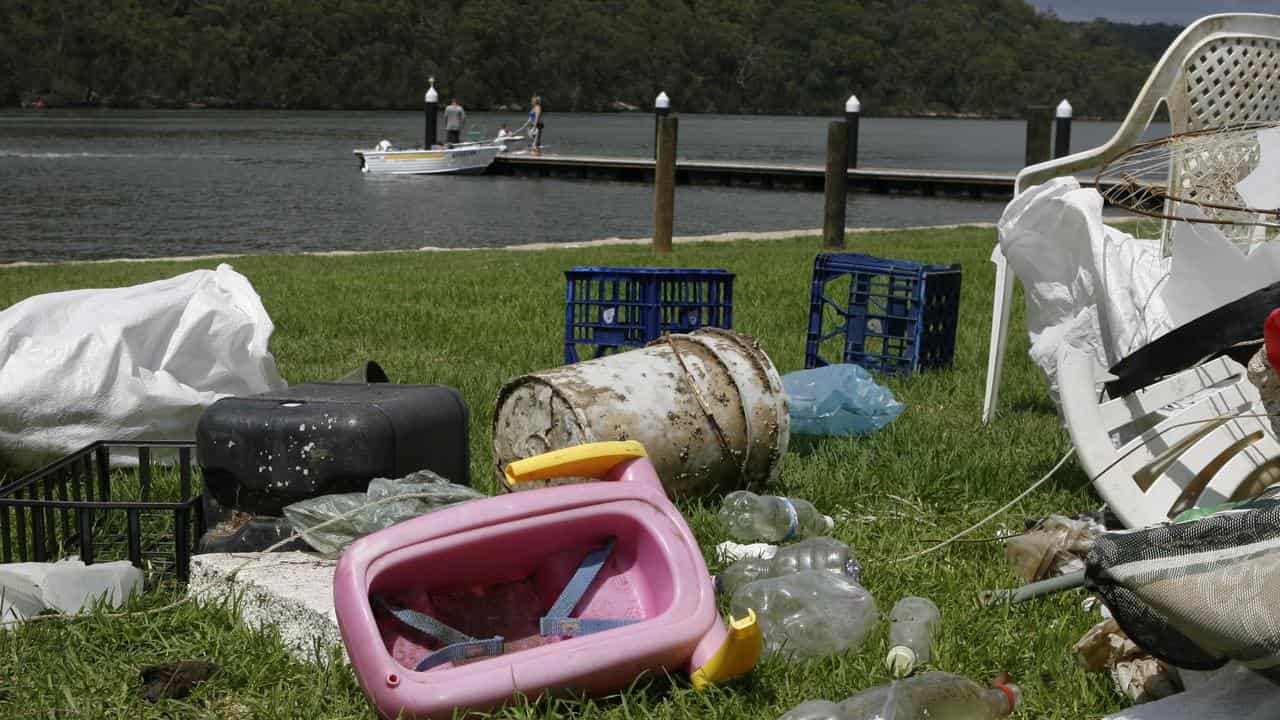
[356,145,501,175]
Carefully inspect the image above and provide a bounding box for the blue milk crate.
[804,253,961,375]
[564,267,734,363]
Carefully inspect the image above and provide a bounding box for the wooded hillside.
[0,0,1184,117]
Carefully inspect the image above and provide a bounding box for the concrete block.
[189,552,343,662]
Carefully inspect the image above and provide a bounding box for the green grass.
[0,230,1121,719]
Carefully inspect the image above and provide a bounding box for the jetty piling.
[823,121,849,249]
[654,115,678,253]
[1023,104,1053,166]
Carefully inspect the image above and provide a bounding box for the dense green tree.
[1,0,1187,118]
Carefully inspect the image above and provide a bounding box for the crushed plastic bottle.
[718,536,862,595]
[778,672,1020,720]
[720,490,834,542]
[730,569,876,659]
[886,596,941,677]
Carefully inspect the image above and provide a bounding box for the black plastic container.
[197,383,469,515]
[0,440,203,581]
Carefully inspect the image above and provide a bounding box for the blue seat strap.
[371,595,504,671]
[413,636,505,672]
[539,537,641,637]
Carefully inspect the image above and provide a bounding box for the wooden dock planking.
[489,152,1019,199]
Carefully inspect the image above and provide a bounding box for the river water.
[0,110,1163,263]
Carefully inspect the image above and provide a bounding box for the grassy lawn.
[0,229,1121,719]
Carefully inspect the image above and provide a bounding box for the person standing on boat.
[529,95,544,150]
[444,99,466,145]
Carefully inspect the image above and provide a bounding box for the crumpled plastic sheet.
[0,263,286,469]
[1005,514,1102,583]
[997,177,1174,401]
[783,364,905,436]
[1075,617,1178,705]
[282,471,485,555]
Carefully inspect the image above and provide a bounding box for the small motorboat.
[333,441,761,720]
[353,138,503,175]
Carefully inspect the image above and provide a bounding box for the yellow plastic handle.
[502,441,648,488]
[690,609,762,690]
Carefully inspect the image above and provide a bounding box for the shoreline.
[0,223,1002,269]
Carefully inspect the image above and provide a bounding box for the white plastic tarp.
[0,264,286,469]
[1163,216,1280,327]
[997,177,1174,398]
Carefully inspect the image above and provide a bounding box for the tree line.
[0,0,1184,118]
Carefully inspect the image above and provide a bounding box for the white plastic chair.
[983,13,1280,423]
[1058,345,1279,528]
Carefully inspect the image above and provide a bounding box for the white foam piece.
[188,552,342,662]
[0,559,142,624]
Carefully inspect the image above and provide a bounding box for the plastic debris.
[782,364,905,436]
[0,264,286,470]
[718,536,861,595]
[720,491,834,542]
[715,541,778,564]
[1075,618,1178,704]
[778,671,1020,720]
[0,559,142,624]
[1102,663,1280,720]
[1005,513,1102,583]
[730,569,876,659]
[886,596,941,677]
[282,470,485,555]
[1247,308,1280,439]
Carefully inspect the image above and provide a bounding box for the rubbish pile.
[28,251,1261,719]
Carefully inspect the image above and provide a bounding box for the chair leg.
[983,245,1016,423]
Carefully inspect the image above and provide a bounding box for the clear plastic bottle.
[778,672,1020,720]
[886,596,941,677]
[718,536,862,595]
[729,569,876,659]
[720,490,834,542]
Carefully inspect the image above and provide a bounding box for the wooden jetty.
[490,153,1017,199]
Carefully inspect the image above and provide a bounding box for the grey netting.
[1086,485,1280,680]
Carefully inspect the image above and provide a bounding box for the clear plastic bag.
[782,364,905,437]
[282,471,484,555]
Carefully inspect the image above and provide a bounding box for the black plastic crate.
[804,253,962,375]
[564,266,734,363]
[0,440,203,582]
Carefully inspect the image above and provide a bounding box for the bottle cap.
[885,645,916,677]
[823,515,835,531]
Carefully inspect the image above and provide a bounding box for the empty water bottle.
[886,596,941,677]
[730,569,876,659]
[778,672,1020,720]
[720,490,834,542]
[718,536,862,595]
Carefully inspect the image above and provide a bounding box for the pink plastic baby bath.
[333,441,761,720]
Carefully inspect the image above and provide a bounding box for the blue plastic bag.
[783,364,905,436]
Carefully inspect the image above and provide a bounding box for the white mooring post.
[1054,98,1073,159]
[424,77,439,149]
[845,94,861,169]
[654,91,671,159]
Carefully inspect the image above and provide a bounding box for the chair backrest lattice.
[1175,37,1280,132]
[1164,33,1280,248]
